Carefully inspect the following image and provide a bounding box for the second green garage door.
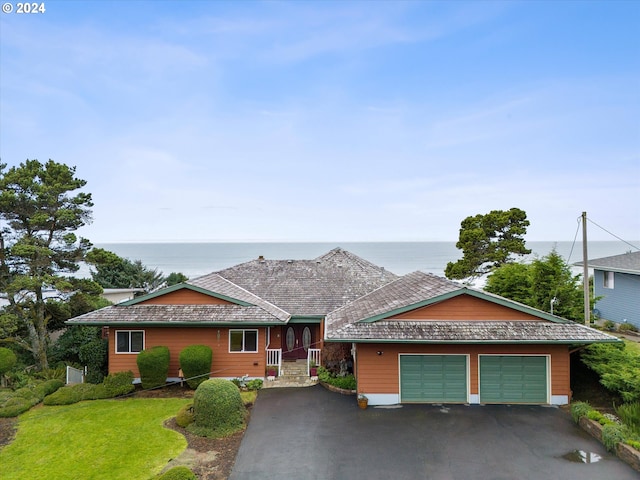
[479,356,548,404]
[400,355,468,403]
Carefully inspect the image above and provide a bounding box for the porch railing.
[308,348,321,376]
[266,348,282,376]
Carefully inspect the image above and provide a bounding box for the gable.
[137,288,235,306]
[389,294,543,321]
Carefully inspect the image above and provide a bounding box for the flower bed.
[571,401,640,472]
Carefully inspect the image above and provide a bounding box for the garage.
[400,355,468,403]
[479,355,548,404]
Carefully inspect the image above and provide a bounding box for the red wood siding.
[108,326,268,379]
[138,289,232,305]
[391,295,542,321]
[355,343,570,399]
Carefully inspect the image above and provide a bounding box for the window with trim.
[116,330,144,353]
[603,271,614,289]
[229,329,258,353]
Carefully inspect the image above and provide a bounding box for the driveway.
[230,385,638,480]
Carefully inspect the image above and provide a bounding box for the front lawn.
[0,398,190,480]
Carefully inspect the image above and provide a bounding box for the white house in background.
[578,251,640,330]
[101,288,145,304]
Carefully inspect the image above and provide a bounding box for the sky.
[1,0,639,243]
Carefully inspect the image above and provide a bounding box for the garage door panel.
[400,355,467,403]
[480,356,547,404]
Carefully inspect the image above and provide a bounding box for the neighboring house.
[67,248,617,406]
[577,251,640,329]
[101,288,145,304]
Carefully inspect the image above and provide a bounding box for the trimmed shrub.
[188,379,246,438]
[156,466,197,480]
[627,439,640,450]
[44,371,134,406]
[179,345,212,389]
[103,371,134,397]
[44,385,83,405]
[137,346,170,389]
[0,379,63,416]
[37,379,64,397]
[570,401,592,424]
[0,348,17,378]
[0,397,35,417]
[176,403,194,428]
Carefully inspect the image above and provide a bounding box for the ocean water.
[85,241,638,280]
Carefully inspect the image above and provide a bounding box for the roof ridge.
[188,273,291,321]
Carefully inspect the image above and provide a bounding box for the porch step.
[263,360,318,388]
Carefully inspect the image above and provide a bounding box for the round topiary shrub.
[137,346,170,389]
[0,347,17,376]
[156,466,197,480]
[176,403,194,428]
[179,345,212,389]
[187,379,246,438]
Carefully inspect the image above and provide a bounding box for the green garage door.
[400,355,467,403]
[480,356,547,404]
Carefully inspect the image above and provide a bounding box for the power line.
[586,217,640,251]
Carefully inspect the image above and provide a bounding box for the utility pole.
[582,212,590,325]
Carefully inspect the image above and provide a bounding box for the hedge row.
[0,379,64,417]
[43,371,134,406]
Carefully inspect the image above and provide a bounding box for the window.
[116,330,144,353]
[603,271,614,289]
[229,330,258,353]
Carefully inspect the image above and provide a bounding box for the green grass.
[623,339,640,355]
[0,398,190,480]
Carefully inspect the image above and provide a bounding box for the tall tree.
[0,160,93,370]
[445,207,531,282]
[86,247,180,293]
[485,249,586,321]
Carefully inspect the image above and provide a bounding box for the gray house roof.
[575,251,640,275]
[67,248,397,327]
[324,271,619,344]
[325,320,618,344]
[69,304,286,326]
[213,247,398,317]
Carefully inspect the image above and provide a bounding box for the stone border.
[319,381,356,396]
[578,417,640,472]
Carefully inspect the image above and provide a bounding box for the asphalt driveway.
[229,385,638,480]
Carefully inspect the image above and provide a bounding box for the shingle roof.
[326,320,619,343]
[324,270,618,343]
[212,247,398,316]
[575,251,640,275]
[187,273,290,321]
[326,271,462,331]
[68,304,286,326]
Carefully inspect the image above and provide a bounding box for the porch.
[264,348,320,388]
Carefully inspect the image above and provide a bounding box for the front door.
[283,325,313,360]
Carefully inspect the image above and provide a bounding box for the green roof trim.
[71,321,285,327]
[288,316,324,324]
[119,283,254,307]
[357,288,571,324]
